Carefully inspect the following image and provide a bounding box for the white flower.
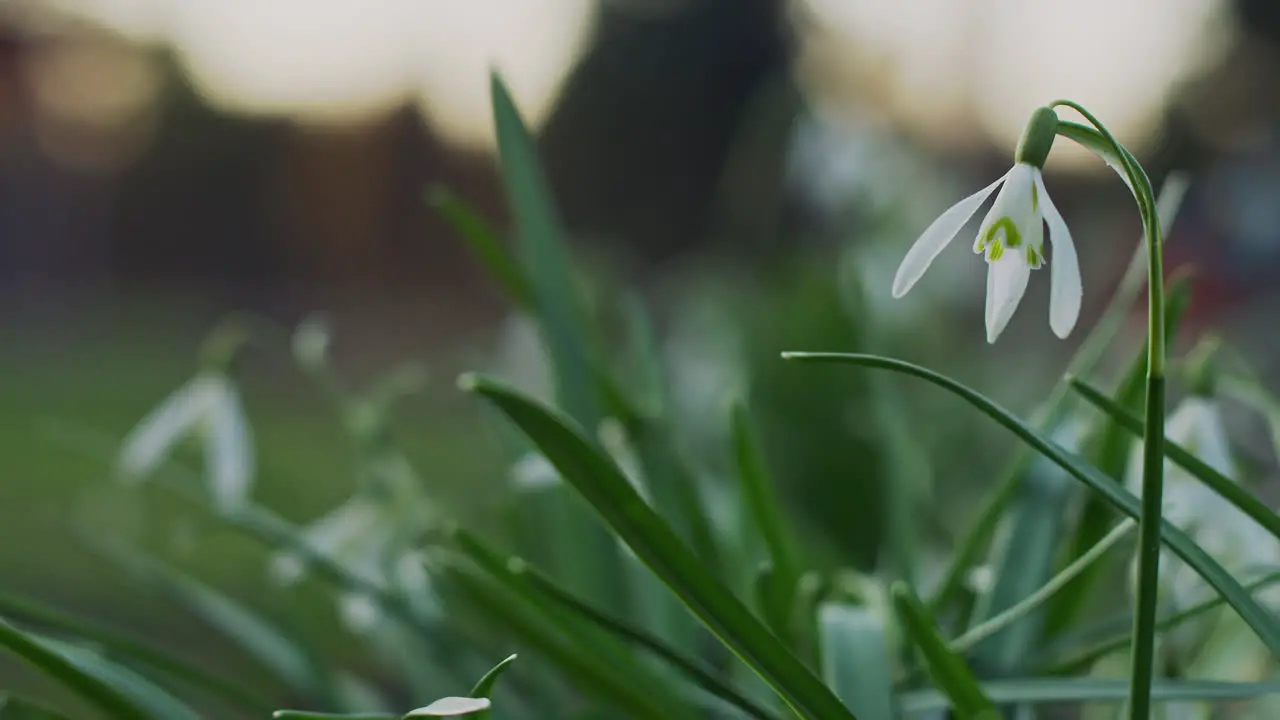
[117,372,253,511]
[892,162,1081,343]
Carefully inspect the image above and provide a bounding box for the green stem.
[950,519,1136,655]
[1051,99,1165,720]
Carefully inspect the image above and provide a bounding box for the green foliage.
[8,72,1280,720]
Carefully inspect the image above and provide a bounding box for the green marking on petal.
[1025,245,1044,268]
[981,217,1021,262]
[1031,182,1039,212]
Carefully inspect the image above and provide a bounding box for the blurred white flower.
[117,372,252,512]
[509,451,560,491]
[892,162,1080,343]
[1126,395,1280,710]
[270,490,437,633]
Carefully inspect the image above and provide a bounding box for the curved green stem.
[1051,99,1165,720]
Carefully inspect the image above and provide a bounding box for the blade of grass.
[1069,376,1280,542]
[732,402,803,645]
[439,563,678,719]
[0,693,74,719]
[953,520,1135,656]
[505,549,780,720]
[428,186,534,309]
[90,540,329,699]
[460,373,858,720]
[899,678,1280,713]
[489,70,621,607]
[0,618,186,720]
[891,582,996,719]
[449,529,689,713]
[0,590,270,714]
[1038,570,1280,675]
[782,353,1280,659]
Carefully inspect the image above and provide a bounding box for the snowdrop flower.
[270,489,437,631]
[1126,395,1280,685]
[117,372,253,512]
[892,107,1081,343]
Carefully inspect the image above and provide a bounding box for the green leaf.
[489,69,622,606]
[818,603,895,720]
[732,402,802,644]
[469,654,518,699]
[890,583,996,720]
[92,541,327,697]
[0,693,74,719]
[782,353,1280,660]
[460,373,858,720]
[1039,571,1280,674]
[440,562,676,719]
[275,707,399,712]
[427,186,534,310]
[1069,375,1280,543]
[899,679,1280,713]
[507,550,779,720]
[0,590,270,714]
[0,618,190,720]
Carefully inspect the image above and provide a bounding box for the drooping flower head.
[893,107,1081,343]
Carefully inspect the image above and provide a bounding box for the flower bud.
[1015,107,1059,169]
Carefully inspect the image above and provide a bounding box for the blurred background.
[3,0,1280,713]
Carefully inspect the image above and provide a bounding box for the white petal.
[204,377,253,512]
[117,378,211,481]
[892,171,1007,298]
[984,254,1031,343]
[268,498,380,585]
[406,697,492,717]
[1035,172,1082,338]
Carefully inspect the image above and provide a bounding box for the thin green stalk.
[1052,99,1165,720]
[951,519,1135,654]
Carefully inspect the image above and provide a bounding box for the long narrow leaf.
[783,353,1280,659]
[732,402,802,643]
[900,679,1280,713]
[460,373,858,720]
[0,618,169,720]
[0,693,74,719]
[440,563,675,719]
[489,70,622,606]
[0,590,270,713]
[1039,570,1280,674]
[891,583,995,719]
[508,552,779,720]
[93,541,327,697]
[1069,376,1280,542]
[428,186,534,310]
